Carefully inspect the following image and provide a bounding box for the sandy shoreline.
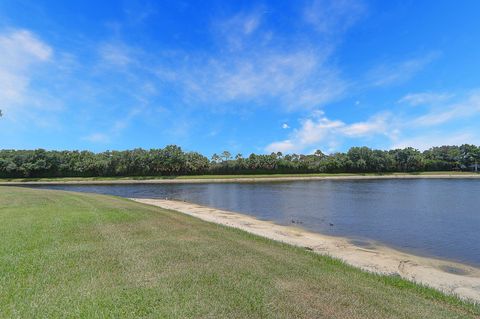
[1,173,480,185]
[132,198,480,303]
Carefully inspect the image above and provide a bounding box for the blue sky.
[1,0,479,155]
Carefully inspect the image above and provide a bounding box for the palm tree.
[211,153,221,163]
[221,151,231,162]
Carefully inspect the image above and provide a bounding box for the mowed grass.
[0,171,477,183]
[0,187,478,318]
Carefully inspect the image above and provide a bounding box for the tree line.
[0,144,479,178]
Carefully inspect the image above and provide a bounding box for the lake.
[25,179,480,266]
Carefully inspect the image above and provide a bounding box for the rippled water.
[25,179,480,266]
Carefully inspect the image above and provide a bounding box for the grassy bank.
[0,171,477,183]
[0,187,478,318]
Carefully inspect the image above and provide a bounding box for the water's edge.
[1,174,480,185]
[13,178,480,267]
[132,198,480,303]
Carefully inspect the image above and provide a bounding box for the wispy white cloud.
[152,7,349,111]
[90,2,364,119]
[99,42,134,67]
[0,29,57,122]
[367,53,439,87]
[163,49,345,111]
[398,92,452,106]
[391,131,477,150]
[81,106,146,144]
[214,10,264,51]
[218,8,264,37]
[266,90,480,153]
[304,0,366,35]
[0,6,463,153]
[391,91,480,150]
[0,29,52,64]
[83,132,111,143]
[72,3,363,146]
[341,113,391,137]
[198,3,365,109]
[411,91,480,126]
[265,111,392,153]
[123,0,157,24]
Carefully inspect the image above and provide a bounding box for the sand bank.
[1,174,480,185]
[132,198,480,303]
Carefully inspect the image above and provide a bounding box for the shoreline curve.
[131,198,480,303]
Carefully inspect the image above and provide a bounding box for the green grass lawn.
[0,171,477,183]
[1,187,478,318]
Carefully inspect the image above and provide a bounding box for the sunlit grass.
[0,171,477,183]
[0,187,479,318]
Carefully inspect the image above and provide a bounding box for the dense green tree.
[390,148,424,172]
[185,152,209,174]
[0,145,479,178]
[423,146,460,171]
[459,144,480,170]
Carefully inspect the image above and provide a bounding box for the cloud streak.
[0,29,52,108]
[159,49,345,111]
[304,0,366,35]
[266,91,480,153]
[265,111,392,153]
[367,53,439,87]
[150,3,365,111]
[398,92,452,106]
[411,92,480,126]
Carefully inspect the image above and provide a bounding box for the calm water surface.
[27,179,480,266]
